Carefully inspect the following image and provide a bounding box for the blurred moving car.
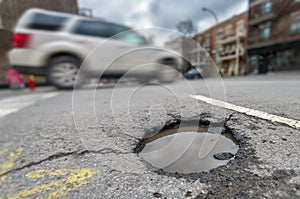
[184,67,204,79]
[9,9,179,89]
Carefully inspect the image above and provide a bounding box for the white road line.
[190,95,300,130]
[0,93,58,118]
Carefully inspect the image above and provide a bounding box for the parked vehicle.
[183,67,204,79]
[9,9,179,89]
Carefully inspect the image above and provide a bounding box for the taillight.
[13,33,31,48]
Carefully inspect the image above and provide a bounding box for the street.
[0,73,300,198]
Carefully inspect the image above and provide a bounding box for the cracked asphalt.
[0,73,299,198]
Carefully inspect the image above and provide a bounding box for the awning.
[248,39,300,55]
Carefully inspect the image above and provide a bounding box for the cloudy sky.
[77,0,248,33]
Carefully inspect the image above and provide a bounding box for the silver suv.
[9,8,179,89]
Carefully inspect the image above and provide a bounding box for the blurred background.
[1,0,300,87]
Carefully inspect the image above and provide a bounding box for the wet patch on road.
[135,119,239,174]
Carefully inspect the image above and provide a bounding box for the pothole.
[136,120,239,174]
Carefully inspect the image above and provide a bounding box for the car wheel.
[47,56,81,89]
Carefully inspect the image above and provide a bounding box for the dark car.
[184,67,204,79]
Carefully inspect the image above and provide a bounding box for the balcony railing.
[249,11,278,26]
[217,32,246,45]
[219,49,245,61]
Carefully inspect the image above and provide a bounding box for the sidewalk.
[0,86,56,98]
[267,69,300,76]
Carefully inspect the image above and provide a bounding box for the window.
[205,35,210,46]
[261,0,272,15]
[27,13,69,31]
[259,22,271,40]
[73,20,129,38]
[290,15,300,33]
[226,25,232,36]
[295,0,300,3]
[237,20,244,34]
[217,29,223,40]
[197,37,202,44]
[115,31,148,45]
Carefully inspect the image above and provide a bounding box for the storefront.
[248,40,300,73]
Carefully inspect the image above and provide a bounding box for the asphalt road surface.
[0,73,299,198]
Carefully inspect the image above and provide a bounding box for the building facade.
[193,11,248,76]
[0,0,78,84]
[191,27,217,76]
[248,0,300,73]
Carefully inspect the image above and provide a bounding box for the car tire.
[47,56,81,89]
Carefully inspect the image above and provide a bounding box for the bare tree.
[176,19,196,36]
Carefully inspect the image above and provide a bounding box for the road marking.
[0,93,58,118]
[1,168,101,199]
[190,95,300,129]
[0,148,23,186]
[0,148,101,198]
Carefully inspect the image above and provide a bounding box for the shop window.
[276,52,286,67]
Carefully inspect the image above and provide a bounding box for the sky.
[77,0,248,33]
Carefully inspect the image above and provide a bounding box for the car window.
[72,20,129,38]
[187,69,195,75]
[27,13,69,31]
[115,31,148,45]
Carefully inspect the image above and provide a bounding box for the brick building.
[193,11,248,76]
[0,0,78,84]
[191,27,217,76]
[248,0,300,73]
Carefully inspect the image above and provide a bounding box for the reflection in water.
[139,128,239,174]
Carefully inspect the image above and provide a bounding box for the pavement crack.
[0,151,77,177]
[0,148,129,177]
[224,112,236,124]
[76,148,130,156]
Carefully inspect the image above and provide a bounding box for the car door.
[105,30,152,72]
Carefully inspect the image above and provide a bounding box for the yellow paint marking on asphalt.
[0,148,23,186]
[1,168,101,199]
[0,149,8,155]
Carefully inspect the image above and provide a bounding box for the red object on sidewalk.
[28,75,35,90]
[6,69,25,89]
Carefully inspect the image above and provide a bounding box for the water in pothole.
[139,125,239,174]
